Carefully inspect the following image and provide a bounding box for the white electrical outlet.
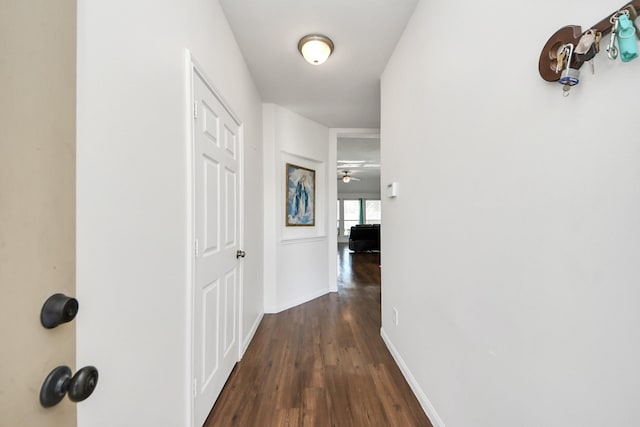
[393,307,399,326]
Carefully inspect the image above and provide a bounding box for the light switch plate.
[386,182,398,198]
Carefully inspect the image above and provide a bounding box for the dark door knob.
[41,293,78,328]
[236,250,246,258]
[40,365,99,408]
[39,366,71,407]
[68,366,99,402]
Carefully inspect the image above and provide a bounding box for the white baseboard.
[380,327,446,427]
[241,312,264,358]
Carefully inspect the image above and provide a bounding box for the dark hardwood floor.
[204,244,432,427]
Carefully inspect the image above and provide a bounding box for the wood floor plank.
[204,244,433,427]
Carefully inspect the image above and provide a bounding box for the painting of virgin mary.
[286,163,315,226]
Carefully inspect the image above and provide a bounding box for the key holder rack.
[539,0,640,81]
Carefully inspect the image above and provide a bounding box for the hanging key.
[594,31,602,53]
[590,31,603,73]
[556,46,567,73]
[575,29,597,74]
[588,54,596,74]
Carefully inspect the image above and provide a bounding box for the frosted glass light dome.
[298,34,334,65]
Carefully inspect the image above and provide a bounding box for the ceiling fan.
[338,170,360,183]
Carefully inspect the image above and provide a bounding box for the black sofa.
[348,224,380,252]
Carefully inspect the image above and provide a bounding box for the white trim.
[333,129,381,139]
[328,128,380,292]
[265,288,330,314]
[184,49,196,427]
[237,123,246,362]
[281,236,327,245]
[240,311,264,357]
[339,192,382,200]
[380,327,446,427]
[328,130,338,292]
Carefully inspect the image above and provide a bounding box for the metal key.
[579,43,597,73]
[556,47,567,73]
[584,45,597,74]
[591,31,602,73]
[594,31,602,53]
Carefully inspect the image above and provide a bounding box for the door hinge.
[193,378,197,397]
[194,239,199,257]
[193,101,198,119]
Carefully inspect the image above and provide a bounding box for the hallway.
[204,244,432,426]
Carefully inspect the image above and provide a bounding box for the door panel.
[225,168,237,246]
[193,69,241,426]
[224,270,237,356]
[224,124,237,158]
[203,104,220,147]
[202,280,220,388]
[0,1,77,426]
[204,157,221,253]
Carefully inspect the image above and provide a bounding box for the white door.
[192,68,242,426]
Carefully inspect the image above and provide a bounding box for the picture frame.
[286,163,315,226]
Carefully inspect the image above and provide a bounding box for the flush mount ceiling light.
[298,34,334,65]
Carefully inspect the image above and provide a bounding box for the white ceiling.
[337,137,380,194]
[219,0,419,128]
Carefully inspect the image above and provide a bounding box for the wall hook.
[539,0,640,81]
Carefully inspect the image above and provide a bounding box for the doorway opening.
[328,129,380,293]
[336,135,381,247]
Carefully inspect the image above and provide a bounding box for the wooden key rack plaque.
[539,0,640,81]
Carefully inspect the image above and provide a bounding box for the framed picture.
[286,163,315,226]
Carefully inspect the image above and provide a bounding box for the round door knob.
[40,366,72,407]
[40,365,99,407]
[68,366,99,402]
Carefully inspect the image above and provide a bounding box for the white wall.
[76,1,263,425]
[337,177,381,195]
[381,1,640,427]
[263,104,330,312]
